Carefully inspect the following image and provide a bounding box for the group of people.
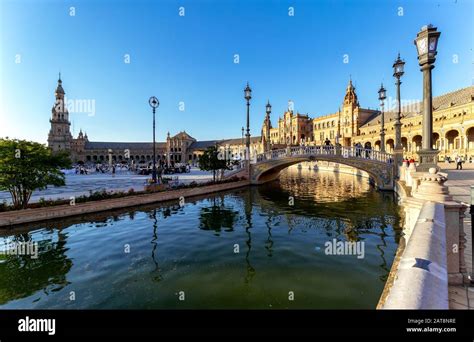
[72,163,131,175]
[402,157,416,164]
[353,142,373,159]
[446,156,472,170]
[74,165,89,175]
[94,163,129,174]
[353,142,367,158]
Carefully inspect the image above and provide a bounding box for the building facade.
[47,76,474,164]
[260,80,474,161]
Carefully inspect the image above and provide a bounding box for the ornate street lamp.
[266,101,272,117]
[265,100,272,151]
[393,53,405,154]
[378,83,387,153]
[414,24,441,170]
[244,82,252,155]
[149,96,159,183]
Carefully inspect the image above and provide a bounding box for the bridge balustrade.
[255,145,393,164]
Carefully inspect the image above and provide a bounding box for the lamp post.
[241,126,244,145]
[393,53,405,155]
[378,83,387,153]
[265,100,272,152]
[244,83,252,162]
[148,96,159,183]
[336,107,341,145]
[414,24,441,170]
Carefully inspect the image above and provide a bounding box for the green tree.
[198,145,229,182]
[0,139,71,209]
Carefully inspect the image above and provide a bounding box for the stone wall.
[380,165,468,309]
[381,202,449,309]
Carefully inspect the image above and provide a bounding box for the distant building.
[48,76,474,164]
[47,76,261,165]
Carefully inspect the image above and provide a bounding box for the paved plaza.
[441,162,474,309]
[0,167,214,204]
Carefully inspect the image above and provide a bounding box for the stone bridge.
[250,145,396,190]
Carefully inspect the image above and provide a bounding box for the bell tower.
[341,77,360,146]
[47,74,73,152]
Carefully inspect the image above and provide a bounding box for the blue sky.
[0,0,472,143]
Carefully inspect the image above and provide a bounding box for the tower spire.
[48,74,72,152]
[55,73,65,98]
[344,76,359,106]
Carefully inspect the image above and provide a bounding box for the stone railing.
[382,166,468,309]
[382,202,449,309]
[255,145,394,164]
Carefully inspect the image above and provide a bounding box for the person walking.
[356,142,362,157]
[365,144,372,159]
[456,156,463,170]
[157,165,163,183]
[324,138,330,153]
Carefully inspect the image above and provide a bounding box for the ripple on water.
[0,167,402,309]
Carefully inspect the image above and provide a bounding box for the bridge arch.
[251,146,395,190]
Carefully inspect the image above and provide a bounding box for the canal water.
[0,165,403,309]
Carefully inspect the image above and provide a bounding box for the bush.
[0,200,10,212]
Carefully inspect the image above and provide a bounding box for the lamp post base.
[392,147,404,179]
[417,149,440,172]
[393,147,404,164]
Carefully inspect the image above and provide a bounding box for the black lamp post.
[149,96,159,183]
[378,83,387,153]
[414,24,441,170]
[244,83,252,159]
[393,53,405,153]
[241,126,244,145]
[265,100,272,151]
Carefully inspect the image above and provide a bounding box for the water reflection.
[0,230,72,305]
[244,189,255,284]
[199,196,237,235]
[150,209,162,282]
[264,218,274,257]
[251,166,403,282]
[0,166,403,309]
